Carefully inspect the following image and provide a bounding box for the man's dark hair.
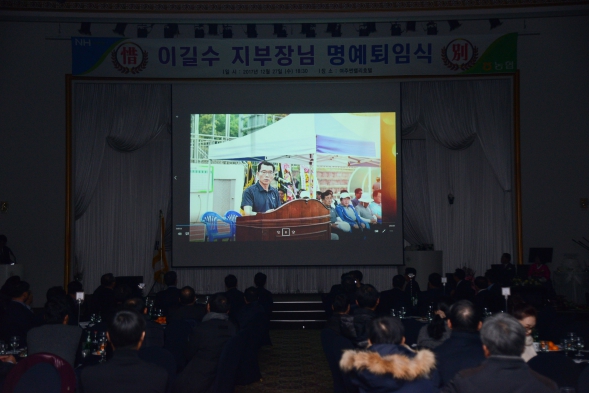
[254,272,267,288]
[474,276,488,290]
[8,281,30,298]
[369,316,404,345]
[428,273,442,288]
[349,270,363,283]
[164,271,177,286]
[114,284,132,303]
[502,253,512,262]
[427,302,450,340]
[225,274,238,289]
[448,300,481,333]
[485,269,499,284]
[101,273,115,287]
[356,284,380,309]
[0,235,7,243]
[180,286,196,305]
[481,313,525,356]
[511,303,537,321]
[67,280,83,295]
[392,275,405,289]
[405,267,417,276]
[124,297,146,314]
[209,293,230,313]
[454,268,466,280]
[108,310,146,350]
[372,189,381,198]
[354,188,362,195]
[44,295,72,324]
[332,294,350,313]
[46,286,66,302]
[341,274,357,294]
[244,286,259,303]
[257,160,275,172]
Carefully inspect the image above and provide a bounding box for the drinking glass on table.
[390,309,396,317]
[0,341,5,355]
[9,336,19,352]
[400,307,406,319]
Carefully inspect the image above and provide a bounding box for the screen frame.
[171,78,403,268]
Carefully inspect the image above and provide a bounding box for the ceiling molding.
[1,0,588,16]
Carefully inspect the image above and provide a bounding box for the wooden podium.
[235,199,331,241]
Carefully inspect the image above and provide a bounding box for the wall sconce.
[0,202,8,213]
[448,194,455,205]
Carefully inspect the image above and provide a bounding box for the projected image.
[188,113,396,242]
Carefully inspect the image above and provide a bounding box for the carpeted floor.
[236,329,333,393]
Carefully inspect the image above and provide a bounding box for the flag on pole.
[152,210,169,284]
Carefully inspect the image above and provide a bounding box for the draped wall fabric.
[401,79,514,276]
[73,83,399,294]
[74,84,172,293]
[401,140,433,246]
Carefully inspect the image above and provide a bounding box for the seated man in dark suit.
[175,293,237,393]
[433,300,485,388]
[236,287,266,330]
[0,281,37,344]
[452,269,475,302]
[473,276,491,313]
[254,272,273,318]
[27,294,82,366]
[444,313,558,393]
[499,252,516,287]
[168,286,206,325]
[352,284,380,348]
[91,273,117,319]
[224,274,245,317]
[484,269,504,312]
[418,273,446,316]
[155,271,181,316]
[81,309,168,393]
[124,297,164,348]
[376,274,409,316]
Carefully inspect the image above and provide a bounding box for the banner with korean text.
[72,33,517,78]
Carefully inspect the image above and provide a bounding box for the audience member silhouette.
[124,297,165,348]
[376,274,410,316]
[175,293,237,393]
[443,313,558,393]
[91,273,117,318]
[27,294,82,366]
[168,286,206,325]
[452,269,475,302]
[0,280,37,344]
[224,274,245,317]
[81,310,168,393]
[433,300,485,388]
[340,316,439,392]
[325,294,357,341]
[352,284,380,348]
[155,271,181,316]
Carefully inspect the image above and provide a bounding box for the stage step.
[270,294,328,329]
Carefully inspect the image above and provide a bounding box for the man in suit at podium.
[241,161,280,216]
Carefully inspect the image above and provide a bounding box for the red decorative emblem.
[441,39,478,71]
[111,42,148,74]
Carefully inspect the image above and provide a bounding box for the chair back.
[3,353,76,393]
[320,328,358,393]
[201,212,232,241]
[224,210,242,237]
